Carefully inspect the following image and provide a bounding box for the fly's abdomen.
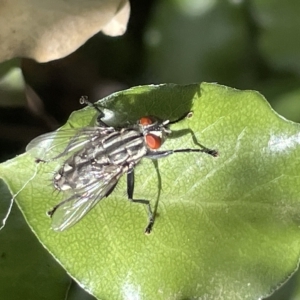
[54,163,93,191]
[102,128,147,164]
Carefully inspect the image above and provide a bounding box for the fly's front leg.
[169,123,218,157]
[146,147,218,159]
[79,95,109,127]
[127,169,154,234]
[173,147,218,156]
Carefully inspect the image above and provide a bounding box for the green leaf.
[0,180,71,300]
[1,82,300,299]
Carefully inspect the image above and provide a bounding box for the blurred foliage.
[0,0,300,299]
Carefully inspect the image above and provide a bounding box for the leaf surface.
[1,83,300,299]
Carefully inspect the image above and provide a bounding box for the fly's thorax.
[101,128,147,165]
[53,127,148,192]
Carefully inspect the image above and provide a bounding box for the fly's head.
[139,116,172,150]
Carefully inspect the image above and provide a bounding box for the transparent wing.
[26,127,106,161]
[50,164,125,231]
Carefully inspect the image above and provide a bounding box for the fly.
[26,96,218,234]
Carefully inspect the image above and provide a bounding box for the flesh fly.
[26,97,218,234]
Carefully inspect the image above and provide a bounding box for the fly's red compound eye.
[145,134,162,149]
[140,117,153,126]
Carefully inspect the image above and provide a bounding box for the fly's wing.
[26,127,112,161]
[50,164,125,231]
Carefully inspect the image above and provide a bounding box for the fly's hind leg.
[127,168,154,234]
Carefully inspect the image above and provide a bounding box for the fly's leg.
[173,148,218,156]
[127,168,154,234]
[146,147,218,159]
[79,96,109,127]
[168,112,218,156]
[152,160,161,220]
